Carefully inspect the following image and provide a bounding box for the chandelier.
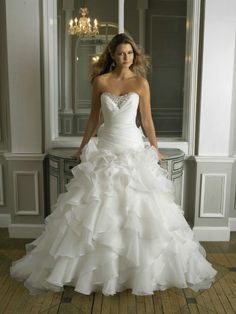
[68,7,99,37]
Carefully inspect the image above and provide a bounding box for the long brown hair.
[90,33,150,83]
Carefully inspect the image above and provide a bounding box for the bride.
[10,33,217,296]
[73,32,165,163]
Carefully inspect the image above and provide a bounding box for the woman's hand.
[151,146,166,162]
[72,148,82,162]
[157,150,166,162]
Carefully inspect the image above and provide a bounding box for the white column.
[198,0,236,156]
[5,0,42,153]
[4,0,46,237]
[118,0,124,33]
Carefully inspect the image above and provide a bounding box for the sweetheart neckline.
[101,91,140,98]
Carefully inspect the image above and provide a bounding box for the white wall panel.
[199,173,226,218]
[13,171,39,215]
[198,0,236,156]
[5,0,42,153]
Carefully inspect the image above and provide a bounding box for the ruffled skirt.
[10,139,217,295]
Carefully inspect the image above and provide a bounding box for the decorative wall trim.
[43,0,59,150]
[64,118,73,134]
[13,171,39,215]
[0,0,10,152]
[199,173,227,218]
[0,164,4,205]
[8,223,45,239]
[4,153,46,161]
[48,135,189,154]
[193,226,230,241]
[0,214,11,227]
[183,0,201,156]
[195,156,235,163]
[229,217,236,231]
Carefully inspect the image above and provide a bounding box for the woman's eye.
[117,51,133,56]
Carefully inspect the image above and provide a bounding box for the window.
[43,0,202,155]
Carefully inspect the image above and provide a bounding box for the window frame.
[42,0,201,155]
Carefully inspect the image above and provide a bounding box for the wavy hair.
[90,33,150,83]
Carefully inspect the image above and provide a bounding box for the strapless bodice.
[97,92,144,152]
[100,92,140,128]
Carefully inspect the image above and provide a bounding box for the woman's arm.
[139,78,165,161]
[73,77,101,161]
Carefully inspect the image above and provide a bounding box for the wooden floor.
[0,228,236,314]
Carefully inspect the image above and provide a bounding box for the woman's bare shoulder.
[93,74,111,89]
[136,76,149,86]
[95,73,112,82]
[134,76,150,96]
[92,75,110,92]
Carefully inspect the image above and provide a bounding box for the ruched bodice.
[98,92,144,151]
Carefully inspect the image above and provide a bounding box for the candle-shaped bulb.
[69,19,73,27]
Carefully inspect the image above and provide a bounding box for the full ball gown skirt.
[10,92,217,295]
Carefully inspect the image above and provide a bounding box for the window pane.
[125,0,187,138]
[57,0,118,136]
[147,1,187,137]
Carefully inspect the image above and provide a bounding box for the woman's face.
[112,43,134,68]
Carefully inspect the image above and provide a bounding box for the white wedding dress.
[10,92,217,296]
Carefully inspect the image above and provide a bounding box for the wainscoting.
[185,156,235,242]
[3,153,46,239]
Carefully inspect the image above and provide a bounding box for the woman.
[10,33,217,296]
[73,32,165,163]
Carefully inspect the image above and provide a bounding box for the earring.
[112,61,116,67]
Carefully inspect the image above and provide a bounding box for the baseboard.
[229,217,236,231]
[0,214,11,227]
[8,223,45,239]
[193,226,230,241]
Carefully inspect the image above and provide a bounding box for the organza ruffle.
[10,139,217,295]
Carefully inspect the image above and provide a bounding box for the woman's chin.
[119,64,132,69]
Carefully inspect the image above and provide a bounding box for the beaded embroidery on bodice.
[102,92,137,108]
